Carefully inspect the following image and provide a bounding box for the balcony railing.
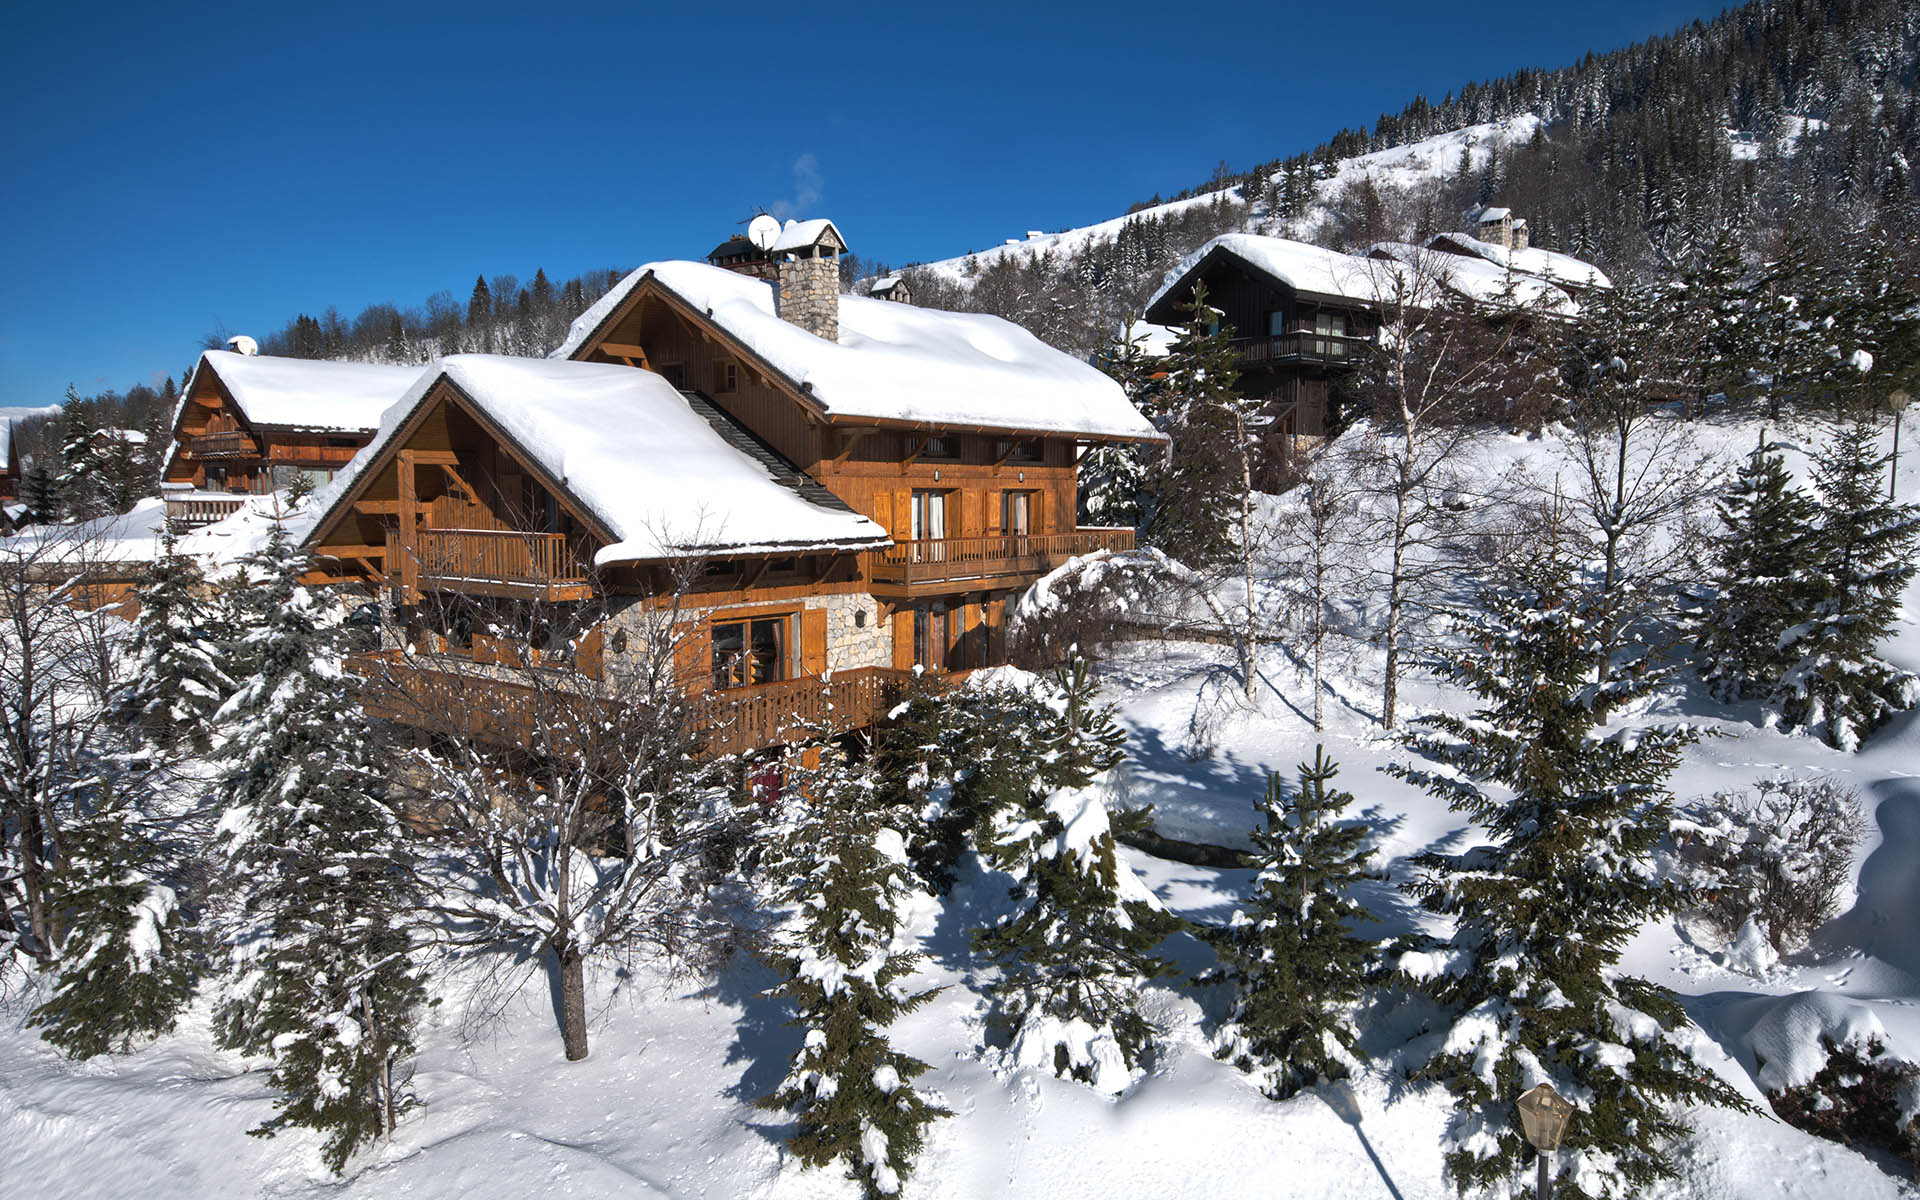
[346,650,911,759]
[165,493,247,528]
[399,529,592,597]
[865,528,1134,592]
[191,431,259,458]
[1233,332,1369,366]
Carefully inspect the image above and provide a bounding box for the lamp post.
[1516,1082,1576,1200]
[1888,390,1911,502]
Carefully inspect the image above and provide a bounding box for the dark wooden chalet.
[1144,234,1398,452]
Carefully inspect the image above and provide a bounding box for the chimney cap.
[770,218,848,257]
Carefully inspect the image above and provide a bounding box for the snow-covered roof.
[1367,243,1578,317]
[1426,233,1613,291]
[1472,206,1513,222]
[869,275,903,293]
[189,350,423,432]
[98,427,149,445]
[554,260,1161,442]
[1149,234,1409,313]
[309,355,888,565]
[769,218,846,254]
[0,405,61,464]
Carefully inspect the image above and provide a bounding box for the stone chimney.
[770,219,848,343]
[1512,218,1530,251]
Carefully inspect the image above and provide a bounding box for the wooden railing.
[191,431,258,458]
[269,442,361,464]
[165,494,246,528]
[866,528,1134,589]
[347,650,911,759]
[1233,332,1369,366]
[411,529,589,589]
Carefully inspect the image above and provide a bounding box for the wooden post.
[397,450,419,602]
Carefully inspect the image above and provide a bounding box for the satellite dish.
[747,213,781,252]
[226,334,259,356]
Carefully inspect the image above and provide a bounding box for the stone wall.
[776,254,840,342]
[599,590,892,685]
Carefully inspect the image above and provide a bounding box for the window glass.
[1268,311,1286,337]
[712,615,789,688]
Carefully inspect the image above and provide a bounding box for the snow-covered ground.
[5,412,1918,1198]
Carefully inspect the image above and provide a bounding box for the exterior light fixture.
[1516,1083,1575,1199]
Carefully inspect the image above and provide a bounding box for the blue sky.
[1,0,1724,405]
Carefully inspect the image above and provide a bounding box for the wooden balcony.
[269,442,361,464]
[165,492,246,529]
[191,431,259,458]
[864,528,1135,598]
[395,529,595,601]
[347,650,911,759]
[1233,332,1369,367]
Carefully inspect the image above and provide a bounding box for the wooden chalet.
[161,349,418,528]
[306,219,1161,759]
[1144,234,1402,454]
[0,420,21,502]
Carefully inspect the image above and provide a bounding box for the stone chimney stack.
[770,219,848,343]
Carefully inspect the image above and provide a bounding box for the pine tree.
[119,530,233,751]
[759,748,948,1200]
[214,517,428,1174]
[1141,283,1245,567]
[1202,747,1377,1100]
[972,661,1181,1093]
[1775,420,1920,749]
[28,796,196,1059]
[1694,433,1819,700]
[1391,529,1747,1198]
[19,458,57,524]
[1080,321,1161,530]
[54,396,102,521]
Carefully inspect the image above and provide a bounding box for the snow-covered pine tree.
[1775,420,1920,749]
[118,529,233,751]
[1693,432,1819,700]
[1201,747,1378,1100]
[53,397,102,522]
[758,748,948,1200]
[1141,283,1244,568]
[971,661,1181,1093]
[213,516,428,1174]
[868,668,971,894]
[1679,222,1758,407]
[1080,320,1162,531]
[28,795,195,1058]
[1390,528,1747,1198]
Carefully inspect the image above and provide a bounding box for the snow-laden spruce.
[758,747,948,1200]
[1693,432,1819,701]
[1389,528,1747,1198]
[1773,419,1920,750]
[1200,747,1378,1100]
[212,514,428,1174]
[117,528,234,751]
[29,796,196,1058]
[970,659,1183,1094]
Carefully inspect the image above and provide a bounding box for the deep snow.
[4,413,1919,1198]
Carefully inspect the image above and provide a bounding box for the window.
[922,436,956,459]
[996,438,1041,463]
[767,556,799,575]
[658,362,687,389]
[1002,490,1034,539]
[1314,312,1347,337]
[910,489,949,559]
[714,361,738,394]
[712,614,791,689]
[1267,311,1286,337]
[912,604,948,670]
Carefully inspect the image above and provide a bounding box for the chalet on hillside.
[1144,234,1404,451]
[0,421,22,502]
[161,349,418,528]
[307,217,1161,758]
[1424,207,1611,295]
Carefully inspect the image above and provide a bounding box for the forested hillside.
[882,0,1920,364]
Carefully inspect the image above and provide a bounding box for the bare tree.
[1347,251,1551,728]
[0,520,140,965]
[361,556,753,1062]
[1558,275,1722,676]
[1272,461,1365,730]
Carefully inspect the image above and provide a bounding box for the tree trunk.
[555,942,589,1061]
